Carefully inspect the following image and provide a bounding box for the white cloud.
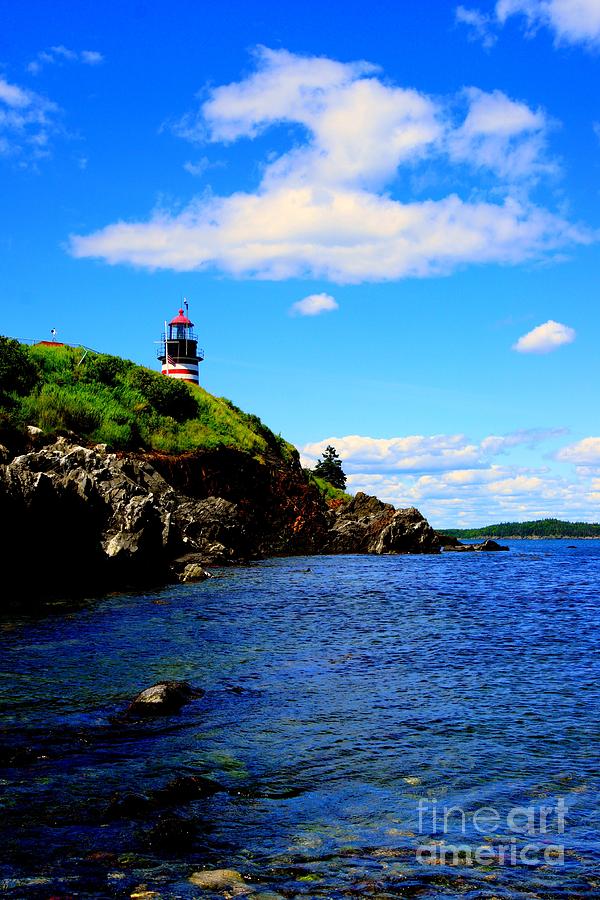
[486,474,545,493]
[27,45,104,74]
[456,5,498,47]
[290,293,338,316]
[512,319,575,353]
[80,50,103,65]
[0,77,60,162]
[301,428,563,474]
[202,47,442,191]
[461,0,600,49]
[303,429,598,526]
[183,157,210,176]
[70,47,592,283]
[497,0,600,46]
[448,88,554,180]
[0,79,31,108]
[480,427,567,453]
[70,191,588,281]
[557,437,600,465]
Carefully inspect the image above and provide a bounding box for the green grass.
[0,338,297,461]
[309,474,352,504]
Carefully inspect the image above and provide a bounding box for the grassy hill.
[0,337,296,461]
[439,519,600,539]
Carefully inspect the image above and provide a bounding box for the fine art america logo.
[416,799,567,867]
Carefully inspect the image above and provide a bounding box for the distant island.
[439,519,600,539]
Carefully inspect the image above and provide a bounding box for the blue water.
[1,541,600,898]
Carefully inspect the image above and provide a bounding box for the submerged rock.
[130,887,161,900]
[151,774,223,805]
[106,773,223,819]
[146,814,197,852]
[189,869,255,895]
[106,792,151,819]
[127,681,204,717]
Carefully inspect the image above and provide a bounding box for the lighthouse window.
[176,324,185,339]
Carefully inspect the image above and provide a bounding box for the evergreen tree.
[313,444,347,490]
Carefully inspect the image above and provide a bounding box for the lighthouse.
[157,304,204,385]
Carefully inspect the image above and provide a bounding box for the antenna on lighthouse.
[183,297,189,316]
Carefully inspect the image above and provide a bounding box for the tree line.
[439,519,600,539]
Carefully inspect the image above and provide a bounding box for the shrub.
[0,336,39,397]
[82,353,133,387]
[126,368,198,422]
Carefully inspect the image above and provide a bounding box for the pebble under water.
[1,541,600,898]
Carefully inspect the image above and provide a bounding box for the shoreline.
[443,535,600,541]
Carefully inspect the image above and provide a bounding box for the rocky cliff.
[0,433,442,604]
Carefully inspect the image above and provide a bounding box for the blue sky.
[1,0,599,526]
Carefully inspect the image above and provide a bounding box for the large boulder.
[323,493,440,555]
[0,438,177,601]
[173,496,247,562]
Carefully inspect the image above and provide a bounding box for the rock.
[436,533,461,548]
[189,869,255,894]
[0,436,445,605]
[146,814,197,852]
[174,496,247,562]
[151,774,223,805]
[474,539,508,551]
[127,681,204,717]
[181,563,209,582]
[0,437,176,601]
[444,539,509,552]
[169,554,212,583]
[106,774,222,819]
[130,887,161,900]
[323,493,440,555]
[106,792,151,819]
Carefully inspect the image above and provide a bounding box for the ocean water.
[1,540,600,898]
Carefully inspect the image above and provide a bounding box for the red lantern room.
[157,302,204,385]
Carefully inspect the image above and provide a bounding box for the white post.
[164,321,169,375]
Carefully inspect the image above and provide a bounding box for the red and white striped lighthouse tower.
[157,303,204,385]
